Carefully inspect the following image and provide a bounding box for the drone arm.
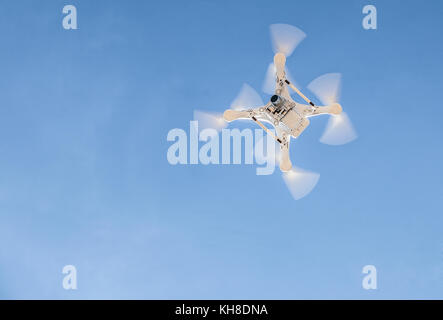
[302,103,343,117]
[224,107,285,146]
[223,106,270,122]
[223,109,251,122]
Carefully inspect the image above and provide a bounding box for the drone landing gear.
[252,116,292,172]
[224,107,293,171]
[224,108,283,144]
[251,116,282,144]
[279,142,292,172]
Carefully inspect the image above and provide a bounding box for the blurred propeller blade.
[270,24,306,57]
[193,110,227,132]
[320,112,357,145]
[255,136,319,200]
[282,166,320,200]
[308,73,357,145]
[285,67,297,88]
[262,63,277,95]
[307,73,342,106]
[230,83,263,110]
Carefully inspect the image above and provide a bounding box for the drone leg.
[251,117,282,144]
[285,80,315,106]
[279,140,292,172]
[275,128,292,172]
[224,107,284,146]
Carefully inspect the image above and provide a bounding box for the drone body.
[194,24,356,199]
[223,53,342,172]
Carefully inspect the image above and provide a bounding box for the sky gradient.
[0,0,443,299]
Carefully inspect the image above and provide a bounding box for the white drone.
[195,24,357,199]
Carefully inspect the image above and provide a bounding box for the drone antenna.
[285,80,315,106]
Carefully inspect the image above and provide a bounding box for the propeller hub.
[330,103,342,115]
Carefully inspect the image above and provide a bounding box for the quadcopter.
[195,24,357,199]
[223,50,343,172]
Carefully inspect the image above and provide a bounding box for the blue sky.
[0,0,442,299]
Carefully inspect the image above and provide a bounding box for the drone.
[195,24,357,199]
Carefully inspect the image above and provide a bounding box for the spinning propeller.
[270,23,307,57]
[230,83,263,110]
[193,110,227,131]
[194,83,263,131]
[263,24,306,95]
[193,24,357,200]
[254,137,320,200]
[307,73,357,145]
[283,167,320,201]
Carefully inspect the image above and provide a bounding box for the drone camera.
[270,95,283,107]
